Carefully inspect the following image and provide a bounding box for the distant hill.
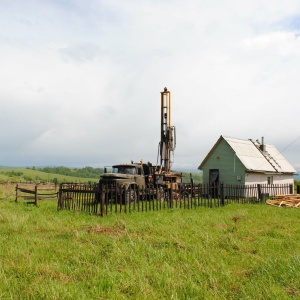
[36,166,103,179]
[0,167,99,184]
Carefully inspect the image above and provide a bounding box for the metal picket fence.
[57,182,294,216]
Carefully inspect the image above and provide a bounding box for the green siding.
[201,138,246,185]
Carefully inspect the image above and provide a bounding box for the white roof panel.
[264,144,296,173]
[223,137,296,173]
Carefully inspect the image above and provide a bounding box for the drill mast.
[160,87,176,173]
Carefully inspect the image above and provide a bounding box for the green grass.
[0,186,299,299]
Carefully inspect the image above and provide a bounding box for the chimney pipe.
[260,136,266,152]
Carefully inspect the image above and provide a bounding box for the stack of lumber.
[266,194,300,208]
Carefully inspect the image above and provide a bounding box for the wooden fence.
[57,182,295,216]
[15,183,58,206]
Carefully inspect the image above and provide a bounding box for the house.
[198,136,296,186]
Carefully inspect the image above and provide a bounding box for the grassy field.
[0,184,299,299]
[0,168,98,184]
[0,167,202,184]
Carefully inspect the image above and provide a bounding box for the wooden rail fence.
[15,183,58,206]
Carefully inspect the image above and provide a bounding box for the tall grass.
[0,190,299,299]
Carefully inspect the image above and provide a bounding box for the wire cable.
[279,135,300,155]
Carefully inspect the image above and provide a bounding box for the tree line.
[29,166,203,183]
[33,166,104,179]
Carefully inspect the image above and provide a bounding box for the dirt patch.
[232,216,241,223]
[284,287,300,296]
[84,222,127,236]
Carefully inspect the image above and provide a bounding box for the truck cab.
[99,162,150,203]
[100,163,147,188]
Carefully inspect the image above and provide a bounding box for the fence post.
[35,185,38,206]
[169,188,173,208]
[257,184,262,202]
[289,184,293,195]
[100,186,105,217]
[220,183,225,206]
[15,184,18,203]
[58,184,63,210]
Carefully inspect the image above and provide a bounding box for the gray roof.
[199,136,296,174]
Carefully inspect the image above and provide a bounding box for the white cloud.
[0,0,299,170]
[241,31,300,55]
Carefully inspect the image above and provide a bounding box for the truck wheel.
[157,187,164,202]
[125,189,137,204]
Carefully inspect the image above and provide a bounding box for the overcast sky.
[0,0,300,171]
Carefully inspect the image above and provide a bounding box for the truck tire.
[125,189,137,204]
[156,187,164,202]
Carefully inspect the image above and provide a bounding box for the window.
[267,176,273,185]
[113,167,136,175]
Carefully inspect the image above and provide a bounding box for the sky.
[0,0,300,171]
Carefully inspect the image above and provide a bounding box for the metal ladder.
[249,139,281,172]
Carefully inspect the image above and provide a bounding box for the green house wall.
[201,139,246,185]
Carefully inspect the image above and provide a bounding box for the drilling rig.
[154,87,182,189]
[99,87,181,202]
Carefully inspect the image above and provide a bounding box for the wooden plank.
[266,198,300,207]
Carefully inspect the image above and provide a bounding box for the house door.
[209,169,219,197]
